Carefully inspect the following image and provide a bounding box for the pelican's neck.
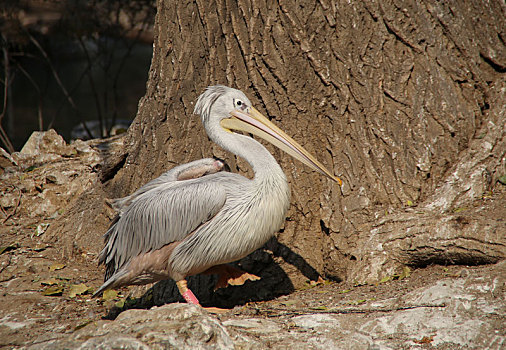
[210,127,286,183]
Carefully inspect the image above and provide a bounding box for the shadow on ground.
[105,237,323,318]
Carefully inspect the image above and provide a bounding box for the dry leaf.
[49,263,66,271]
[413,335,434,344]
[42,286,64,296]
[378,276,392,284]
[312,306,328,310]
[69,283,89,298]
[40,278,59,286]
[75,320,93,331]
[309,276,325,286]
[102,289,118,301]
[398,266,411,280]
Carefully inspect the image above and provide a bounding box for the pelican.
[94,86,341,306]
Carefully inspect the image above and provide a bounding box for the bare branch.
[254,303,447,317]
[0,38,15,153]
[109,15,151,135]
[27,32,94,139]
[49,61,92,130]
[77,37,105,138]
[15,62,44,131]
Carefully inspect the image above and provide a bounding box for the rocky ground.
[0,131,504,349]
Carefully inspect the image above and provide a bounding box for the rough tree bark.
[47,0,505,304]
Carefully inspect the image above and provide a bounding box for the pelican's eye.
[234,99,246,110]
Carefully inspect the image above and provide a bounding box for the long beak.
[220,107,342,185]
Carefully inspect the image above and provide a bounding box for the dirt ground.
[0,129,503,348]
[0,202,504,348]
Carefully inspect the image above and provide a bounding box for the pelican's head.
[194,85,251,124]
[194,85,342,185]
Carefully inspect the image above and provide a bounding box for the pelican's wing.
[99,173,229,280]
[109,158,223,212]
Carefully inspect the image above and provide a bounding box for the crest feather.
[194,85,230,122]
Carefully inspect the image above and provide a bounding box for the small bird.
[94,86,341,307]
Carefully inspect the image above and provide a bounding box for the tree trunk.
[47,0,505,303]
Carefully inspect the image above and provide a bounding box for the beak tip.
[330,175,343,186]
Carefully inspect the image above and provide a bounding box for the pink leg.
[176,279,200,305]
[176,279,229,314]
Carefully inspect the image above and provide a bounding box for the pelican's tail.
[92,269,128,297]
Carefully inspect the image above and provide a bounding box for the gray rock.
[27,267,505,349]
[222,318,281,334]
[356,272,504,349]
[71,139,95,155]
[0,147,17,173]
[232,265,504,349]
[347,276,500,349]
[45,172,66,185]
[19,129,74,157]
[0,191,18,209]
[77,337,150,350]
[291,313,341,330]
[28,304,234,350]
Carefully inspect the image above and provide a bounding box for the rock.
[0,129,111,223]
[0,192,18,209]
[28,304,234,349]
[226,263,504,349]
[19,129,74,157]
[12,129,77,169]
[222,318,281,334]
[24,264,506,349]
[45,173,66,185]
[290,266,504,350]
[291,313,341,330]
[29,192,58,218]
[0,316,34,331]
[0,147,17,174]
[69,337,150,350]
[18,177,36,193]
[71,139,95,155]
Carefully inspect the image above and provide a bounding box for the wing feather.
[99,175,227,280]
[108,158,222,212]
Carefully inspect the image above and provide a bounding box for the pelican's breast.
[170,170,290,276]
